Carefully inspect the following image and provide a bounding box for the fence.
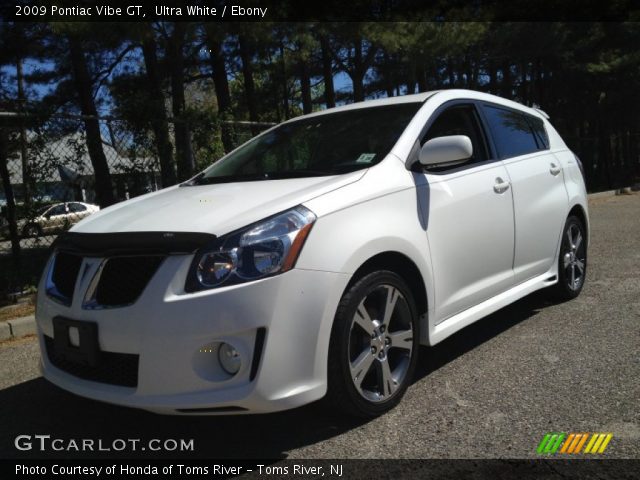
[0,111,271,300]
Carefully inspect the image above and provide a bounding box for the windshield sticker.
[355,153,376,164]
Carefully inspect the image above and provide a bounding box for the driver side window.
[48,204,67,216]
[422,104,489,165]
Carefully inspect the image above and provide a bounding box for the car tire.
[326,270,420,417]
[550,215,587,301]
[22,224,42,238]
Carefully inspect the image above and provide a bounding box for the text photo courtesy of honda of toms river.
[36,89,588,417]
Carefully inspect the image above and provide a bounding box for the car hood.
[72,171,365,236]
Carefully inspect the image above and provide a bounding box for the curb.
[1,315,36,341]
[0,321,11,342]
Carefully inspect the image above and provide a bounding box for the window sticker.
[355,153,376,163]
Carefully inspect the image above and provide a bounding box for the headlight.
[186,206,316,291]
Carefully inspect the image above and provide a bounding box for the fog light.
[218,343,241,375]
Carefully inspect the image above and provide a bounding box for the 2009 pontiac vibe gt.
[36,89,588,417]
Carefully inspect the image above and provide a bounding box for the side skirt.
[426,271,558,346]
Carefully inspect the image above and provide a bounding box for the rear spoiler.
[533,107,550,119]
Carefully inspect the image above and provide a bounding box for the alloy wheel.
[348,284,414,403]
[563,222,586,291]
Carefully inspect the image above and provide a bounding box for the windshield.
[38,205,52,216]
[189,103,422,185]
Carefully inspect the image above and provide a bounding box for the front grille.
[44,335,139,387]
[93,256,164,307]
[49,252,82,304]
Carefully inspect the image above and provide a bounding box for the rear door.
[480,103,568,283]
[68,202,89,226]
[43,204,68,233]
[417,102,515,322]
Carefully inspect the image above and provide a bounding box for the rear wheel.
[550,215,587,300]
[326,271,419,417]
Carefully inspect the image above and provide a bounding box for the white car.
[21,202,100,238]
[36,89,588,417]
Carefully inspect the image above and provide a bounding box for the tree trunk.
[319,35,335,108]
[352,40,365,102]
[280,42,289,119]
[300,59,312,114]
[521,61,529,105]
[406,62,417,94]
[0,127,20,258]
[416,63,428,92]
[141,34,177,187]
[447,59,456,87]
[238,34,259,134]
[68,36,115,207]
[352,72,365,102]
[16,57,31,211]
[501,62,512,98]
[168,23,194,181]
[488,61,497,94]
[205,28,236,152]
[206,31,232,113]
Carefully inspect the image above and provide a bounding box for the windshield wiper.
[182,170,335,186]
[182,173,267,186]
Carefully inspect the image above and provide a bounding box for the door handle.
[493,177,510,194]
[550,163,562,176]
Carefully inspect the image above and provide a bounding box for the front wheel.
[550,215,587,300]
[326,271,419,417]
[22,224,42,238]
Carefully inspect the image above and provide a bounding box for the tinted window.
[192,103,422,184]
[423,104,489,164]
[68,203,87,213]
[48,204,67,216]
[527,115,549,149]
[483,105,539,159]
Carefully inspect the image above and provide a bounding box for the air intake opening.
[48,252,82,305]
[93,256,165,307]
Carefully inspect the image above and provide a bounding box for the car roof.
[282,89,546,124]
[282,91,439,123]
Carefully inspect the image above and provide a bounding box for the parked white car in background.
[36,89,588,417]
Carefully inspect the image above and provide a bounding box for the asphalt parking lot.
[0,194,638,460]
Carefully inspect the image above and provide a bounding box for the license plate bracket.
[52,317,100,367]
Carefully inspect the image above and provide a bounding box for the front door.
[417,103,515,323]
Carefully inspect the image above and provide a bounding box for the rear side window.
[527,115,550,149]
[68,203,87,213]
[482,105,539,159]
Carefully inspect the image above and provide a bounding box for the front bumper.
[36,253,350,414]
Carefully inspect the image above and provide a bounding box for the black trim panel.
[53,231,217,256]
[250,328,267,382]
[175,406,248,413]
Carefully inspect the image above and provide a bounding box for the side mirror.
[418,135,473,168]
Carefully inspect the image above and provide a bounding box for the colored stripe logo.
[537,433,613,454]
